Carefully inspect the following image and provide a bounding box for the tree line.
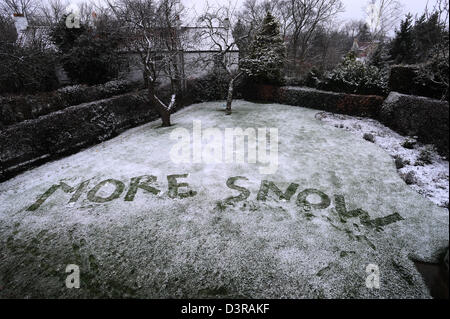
[0,0,448,123]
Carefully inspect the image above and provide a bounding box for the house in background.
[13,13,28,33]
[351,38,379,62]
[123,24,239,86]
[11,13,238,87]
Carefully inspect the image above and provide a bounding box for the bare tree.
[238,0,292,39]
[307,21,353,73]
[288,0,344,75]
[39,0,68,26]
[237,0,344,76]
[364,0,403,39]
[155,0,187,96]
[0,0,38,17]
[430,0,449,27]
[343,20,367,38]
[196,3,250,115]
[107,0,183,126]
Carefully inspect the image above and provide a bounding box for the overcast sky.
[182,0,441,23]
[67,0,442,27]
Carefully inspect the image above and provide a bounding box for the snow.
[0,101,448,298]
[316,111,449,208]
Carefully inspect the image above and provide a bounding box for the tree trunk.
[148,82,171,127]
[160,110,171,127]
[225,72,243,115]
[225,77,235,115]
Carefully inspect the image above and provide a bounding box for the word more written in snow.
[26,174,404,234]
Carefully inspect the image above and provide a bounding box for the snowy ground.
[0,100,448,298]
[316,112,449,209]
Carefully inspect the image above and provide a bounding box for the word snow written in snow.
[170,120,279,174]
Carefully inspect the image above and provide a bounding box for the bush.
[186,71,231,103]
[322,55,388,96]
[284,77,304,87]
[303,68,324,88]
[0,46,59,95]
[0,14,59,94]
[284,69,324,89]
[388,65,419,96]
[388,58,448,101]
[50,15,123,85]
[276,86,384,117]
[0,80,142,127]
[0,90,157,182]
[414,41,449,101]
[381,92,449,158]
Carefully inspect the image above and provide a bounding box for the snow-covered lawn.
[0,100,448,298]
[317,112,449,208]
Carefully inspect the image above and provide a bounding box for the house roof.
[351,38,379,58]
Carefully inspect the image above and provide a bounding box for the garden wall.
[0,91,157,182]
[380,92,449,157]
[0,80,142,128]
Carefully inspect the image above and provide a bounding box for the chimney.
[13,13,28,33]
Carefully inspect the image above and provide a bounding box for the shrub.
[403,171,417,185]
[276,86,384,117]
[0,14,59,94]
[394,156,405,169]
[0,46,59,95]
[284,77,304,87]
[303,68,324,89]
[402,139,416,149]
[240,11,285,86]
[0,79,141,127]
[322,55,388,96]
[417,147,434,165]
[186,71,231,103]
[414,40,449,101]
[50,15,123,85]
[363,133,375,143]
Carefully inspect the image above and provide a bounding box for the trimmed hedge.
[242,84,448,156]
[278,87,384,117]
[2,77,448,182]
[0,79,142,128]
[389,65,446,100]
[242,84,384,117]
[380,92,449,157]
[185,72,231,103]
[0,91,156,182]
[0,74,233,182]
